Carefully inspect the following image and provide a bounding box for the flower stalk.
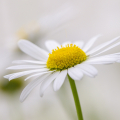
[68,74,83,120]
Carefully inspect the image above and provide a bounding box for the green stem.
[68,74,83,120]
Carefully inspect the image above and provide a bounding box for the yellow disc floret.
[47,44,87,70]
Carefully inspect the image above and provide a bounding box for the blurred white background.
[0,0,120,120]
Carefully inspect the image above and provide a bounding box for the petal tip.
[20,99,24,103]
[53,87,57,92]
[18,39,29,47]
[6,67,10,70]
[3,76,7,79]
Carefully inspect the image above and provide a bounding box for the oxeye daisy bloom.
[4,35,120,102]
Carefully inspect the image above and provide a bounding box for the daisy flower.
[4,35,120,102]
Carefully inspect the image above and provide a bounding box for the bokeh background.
[0,0,120,120]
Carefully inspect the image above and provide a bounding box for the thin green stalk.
[68,74,83,120]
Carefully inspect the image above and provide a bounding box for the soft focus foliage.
[0,78,24,94]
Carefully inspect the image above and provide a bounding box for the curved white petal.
[40,71,60,97]
[87,36,120,55]
[75,64,98,77]
[18,40,49,60]
[7,65,46,70]
[45,40,61,52]
[73,41,84,49]
[12,60,46,64]
[62,41,71,47]
[85,54,119,64]
[82,34,102,52]
[92,41,120,57]
[4,68,49,81]
[20,73,50,102]
[25,71,52,81]
[53,70,67,91]
[68,67,83,80]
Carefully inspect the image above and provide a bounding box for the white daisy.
[4,35,120,102]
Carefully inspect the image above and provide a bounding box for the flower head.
[47,44,87,70]
[4,35,120,102]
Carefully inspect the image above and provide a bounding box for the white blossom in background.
[0,1,78,77]
[17,3,79,40]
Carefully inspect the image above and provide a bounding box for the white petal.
[62,41,71,47]
[18,40,49,60]
[75,64,98,77]
[73,41,84,49]
[92,41,120,57]
[12,60,46,64]
[82,34,102,52]
[85,54,118,64]
[7,65,46,70]
[68,67,83,80]
[40,71,60,97]
[45,40,61,52]
[20,73,50,102]
[4,68,49,81]
[25,71,52,81]
[53,70,67,91]
[87,36,120,55]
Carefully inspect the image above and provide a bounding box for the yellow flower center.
[47,44,87,70]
